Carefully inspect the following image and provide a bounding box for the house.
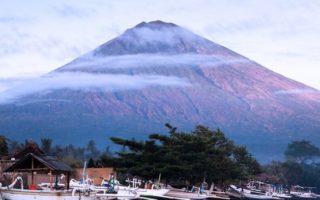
[0,142,44,183]
[4,153,72,189]
[1,142,115,187]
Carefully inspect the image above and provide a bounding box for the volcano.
[1,21,320,161]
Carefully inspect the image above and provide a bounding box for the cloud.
[0,76,34,93]
[0,72,190,104]
[275,89,320,95]
[0,16,30,23]
[119,24,202,45]
[53,4,94,18]
[62,53,249,71]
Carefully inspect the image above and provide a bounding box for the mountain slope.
[1,21,320,162]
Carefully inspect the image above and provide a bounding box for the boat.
[246,181,291,199]
[116,177,170,199]
[227,184,278,200]
[165,183,229,200]
[0,177,93,200]
[290,185,317,199]
[271,185,292,199]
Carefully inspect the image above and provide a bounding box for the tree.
[262,161,287,184]
[282,161,303,187]
[285,140,320,163]
[85,140,100,160]
[87,157,96,168]
[97,153,114,167]
[8,140,24,155]
[110,124,260,186]
[0,135,8,157]
[41,138,52,155]
[262,140,320,191]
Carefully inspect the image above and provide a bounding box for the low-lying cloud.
[63,53,249,71]
[0,76,35,93]
[0,72,190,104]
[275,88,320,95]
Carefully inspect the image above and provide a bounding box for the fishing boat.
[271,185,292,199]
[246,181,291,199]
[227,184,278,200]
[165,183,229,200]
[290,185,317,199]
[116,177,170,199]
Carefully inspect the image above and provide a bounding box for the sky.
[0,0,320,92]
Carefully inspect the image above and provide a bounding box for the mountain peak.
[134,20,178,29]
[92,20,226,56]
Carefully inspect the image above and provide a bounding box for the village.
[0,140,320,200]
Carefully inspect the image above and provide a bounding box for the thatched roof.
[5,153,72,173]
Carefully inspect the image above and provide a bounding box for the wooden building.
[1,142,115,188]
[0,143,45,183]
[4,153,72,189]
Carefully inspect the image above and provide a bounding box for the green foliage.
[263,161,287,184]
[0,135,8,157]
[285,140,320,163]
[86,140,100,160]
[110,124,260,185]
[87,157,96,168]
[263,140,320,192]
[41,138,52,155]
[97,153,114,167]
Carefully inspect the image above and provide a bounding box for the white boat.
[115,178,170,199]
[290,185,316,199]
[165,190,208,200]
[165,184,229,200]
[228,185,277,200]
[311,193,320,198]
[0,177,93,200]
[247,181,291,199]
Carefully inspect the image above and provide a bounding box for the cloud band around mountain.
[62,53,250,71]
[0,72,190,104]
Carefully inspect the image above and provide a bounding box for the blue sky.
[1,0,320,91]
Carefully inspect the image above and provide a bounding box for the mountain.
[1,20,320,162]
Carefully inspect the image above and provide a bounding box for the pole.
[67,172,70,190]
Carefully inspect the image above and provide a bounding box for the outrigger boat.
[290,185,318,199]
[227,184,279,200]
[166,182,229,200]
[246,181,291,199]
[116,177,170,199]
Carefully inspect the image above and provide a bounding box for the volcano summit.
[1,21,320,161]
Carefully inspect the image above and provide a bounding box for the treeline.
[1,125,320,189]
[0,136,111,168]
[262,140,320,193]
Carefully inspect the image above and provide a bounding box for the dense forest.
[1,124,320,190]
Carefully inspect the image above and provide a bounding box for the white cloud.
[62,53,249,71]
[0,76,35,93]
[275,89,320,95]
[0,72,190,104]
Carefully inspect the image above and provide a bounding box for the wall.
[72,168,115,185]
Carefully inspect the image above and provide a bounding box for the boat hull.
[1,189,93,200]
